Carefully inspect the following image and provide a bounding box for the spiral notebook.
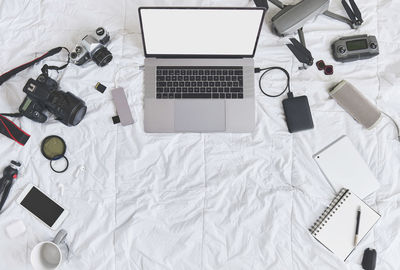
[310,189,380,261]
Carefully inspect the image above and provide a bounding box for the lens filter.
[41,135,69,173]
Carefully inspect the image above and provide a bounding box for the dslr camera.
[70,27,113,67]
[19,73,87,126]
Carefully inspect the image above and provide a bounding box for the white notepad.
[310,189,380,261]
[313,135,380,198]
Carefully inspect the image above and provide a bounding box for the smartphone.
[16,184,68,230]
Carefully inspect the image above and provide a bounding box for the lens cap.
[41,135,66,160]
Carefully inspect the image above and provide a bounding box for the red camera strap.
[0,114,30,146]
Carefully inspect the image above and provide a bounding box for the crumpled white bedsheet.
[0,0,399,269]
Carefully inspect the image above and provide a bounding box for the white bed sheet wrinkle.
[0,0,400,270]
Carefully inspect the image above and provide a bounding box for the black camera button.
[96,27,105,36]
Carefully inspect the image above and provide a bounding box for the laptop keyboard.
[156,66,244,99]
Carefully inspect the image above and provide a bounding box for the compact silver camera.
[70,27,113,67]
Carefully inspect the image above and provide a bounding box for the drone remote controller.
[332,34,379,62]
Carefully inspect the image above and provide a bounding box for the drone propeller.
[342,0,363,25]
[286,38,314,66]
[342,0,356,22]
[349,0,362,23]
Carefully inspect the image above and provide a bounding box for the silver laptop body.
[139,7,266,133]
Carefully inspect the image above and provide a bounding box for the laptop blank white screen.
[139,8,265,56]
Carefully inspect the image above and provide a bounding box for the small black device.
[255,66,314,133]
[95,82,107,93]
[332,34,379,62]
[254,0,269,9]
[71,27,113,67]
[361,248,377,270]
[282,93,314,133]
[0,161,21,212]
[18,73,87,126]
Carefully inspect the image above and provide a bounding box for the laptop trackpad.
[174,100,226,132]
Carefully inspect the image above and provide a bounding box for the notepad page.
[313,192,380,261]
[314,136,380,199]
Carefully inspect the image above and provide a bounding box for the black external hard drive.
[282,95,314,133]
[254,0,269,9]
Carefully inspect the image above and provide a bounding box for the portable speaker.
[329,80,382,129]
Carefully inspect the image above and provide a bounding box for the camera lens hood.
[69,101,87,126]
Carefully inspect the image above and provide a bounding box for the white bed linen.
[0,0,399,269]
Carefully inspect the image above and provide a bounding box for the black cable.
[0,46,70,86]
[255,66,292,98]
[0,113,22,118]
[41,47,70,75]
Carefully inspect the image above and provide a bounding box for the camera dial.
[96,27,105,36]
[38,75,46,83]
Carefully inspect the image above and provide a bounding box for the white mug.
[31,230,68,270]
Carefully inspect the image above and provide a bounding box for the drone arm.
[323,10,357,29]
[268,0,286,9]
[297,28,306,48]
[297,28,309,69]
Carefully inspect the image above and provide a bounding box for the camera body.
[70,27,113,67]
[19,74,87,126]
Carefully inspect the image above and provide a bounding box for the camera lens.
[70,103,87,126]
[48,91,87,126]
[61,91,87,126]
[92,47,113,67]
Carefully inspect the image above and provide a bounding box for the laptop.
[138,7,266,132]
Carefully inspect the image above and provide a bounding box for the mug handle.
[53,229,68,245]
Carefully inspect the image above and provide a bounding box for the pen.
[354,206,361,246]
